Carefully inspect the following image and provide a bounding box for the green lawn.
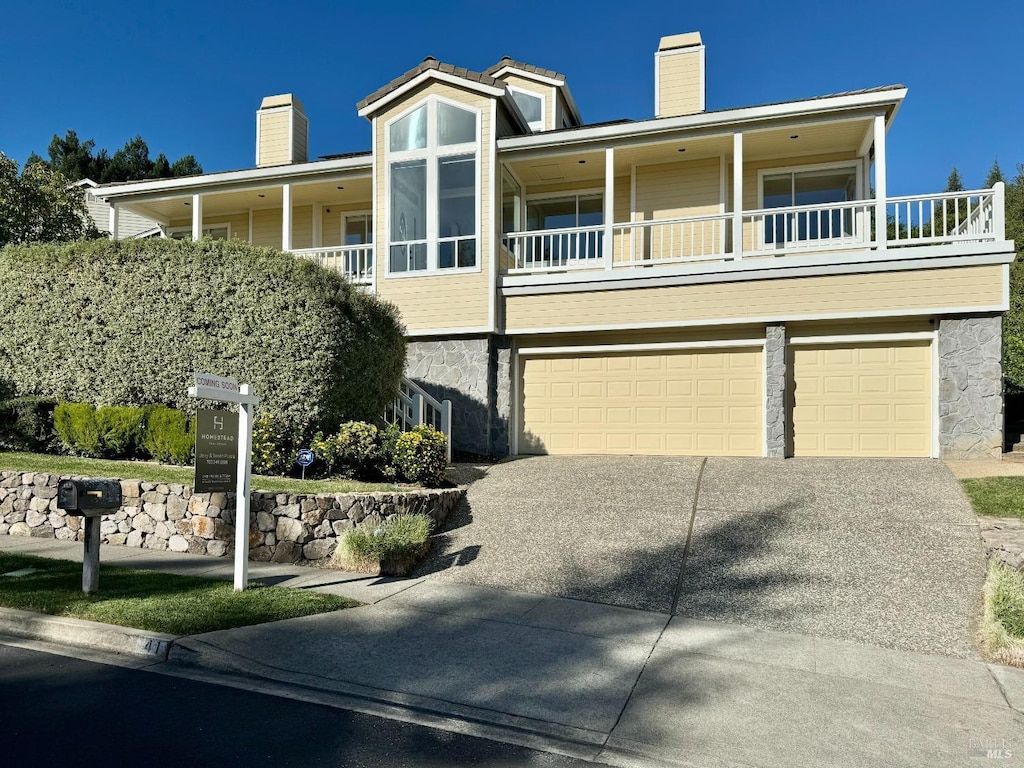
[0,551,355,635]
[0,451,407,495]
[961,476,1024,520]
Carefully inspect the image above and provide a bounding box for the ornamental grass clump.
[980,559,1024,667]
[336,513,433,576]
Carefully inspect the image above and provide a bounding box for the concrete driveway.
[422,456,986,658]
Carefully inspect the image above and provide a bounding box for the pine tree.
[985,160,1005,188]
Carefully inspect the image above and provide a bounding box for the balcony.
[291,244,374,288]
[501,185,1006,277]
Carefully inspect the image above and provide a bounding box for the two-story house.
[94,32,1013,461]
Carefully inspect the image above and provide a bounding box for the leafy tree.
[0,152,99,247]
[1004,163,1024,393]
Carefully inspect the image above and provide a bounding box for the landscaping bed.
[0,551,354,635]
[961,475,1024,665]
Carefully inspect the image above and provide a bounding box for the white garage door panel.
[519,348,763,456]
[791,340,931,458]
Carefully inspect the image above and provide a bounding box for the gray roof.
[484,57,565,81]
[357,57,504,112]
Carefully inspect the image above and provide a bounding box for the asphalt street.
[0,642,591,768]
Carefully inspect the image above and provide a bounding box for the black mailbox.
[57,479,122,517]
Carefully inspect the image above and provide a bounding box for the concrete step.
[1002,452,1024,463]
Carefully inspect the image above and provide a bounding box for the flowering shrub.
[311,421,380,478]
[393,425,448,487]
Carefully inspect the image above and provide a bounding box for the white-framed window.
[522,190,604,263]
[168,224,230,241]
[386,97,480,275]
[508,86,545,132]
[343,213,373,245]
[758,162,861,247]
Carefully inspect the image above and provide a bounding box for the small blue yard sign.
[296,448,315,479]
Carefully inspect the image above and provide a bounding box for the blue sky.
[1,0,1020,195]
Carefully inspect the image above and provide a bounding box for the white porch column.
[604,147,615,270]
[281,183,293,252]
[312,203,323,248]
[873,114,887,250]
[108,204,119,240]
[994,181,1006,241]
[191,194,203,240]
[732,132,743,259]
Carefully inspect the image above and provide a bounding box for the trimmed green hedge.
[0,238,406,435]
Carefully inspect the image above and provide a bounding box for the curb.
[0,607,177,660]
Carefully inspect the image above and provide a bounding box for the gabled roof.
[357,57,504,114]
[484,57,565,82]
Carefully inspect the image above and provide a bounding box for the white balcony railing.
[887,188,998,247]
[743,199,875,255]
[613,212,732,266]
[383,378,453,463]
[503,224,605,272]
[292,245,374,286]
[504,184,1006,276]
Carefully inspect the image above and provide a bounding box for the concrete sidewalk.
[2,535,1024,767]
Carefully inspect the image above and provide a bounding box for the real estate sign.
[194,409,239,493]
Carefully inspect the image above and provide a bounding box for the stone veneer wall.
[0,472,464,567]
[765,324,786,459]
[938,315,1003,459]
[405,334,511,457]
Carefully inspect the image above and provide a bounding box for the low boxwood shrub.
[95,405,147,458]
[393,425,448,487]
[0,395,57,452]
[312,421,380,478]
[53,402,148,458]
[142,405,194,465]
[53,402,103,457]
[336,513,432,576]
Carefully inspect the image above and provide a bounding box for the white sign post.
[188,373,260,591]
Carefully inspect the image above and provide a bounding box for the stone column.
[938,315,1003,459]
[765,324,787,458]
[489,336,512,456]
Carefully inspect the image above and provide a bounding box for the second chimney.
[256,94,308,167]
[655,33,705,118]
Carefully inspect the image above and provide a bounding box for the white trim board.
[358,70,505,118]
[500,248,1015,296]
[788,332,935,345]
[505,305,1007,337]
[517,339,766,356]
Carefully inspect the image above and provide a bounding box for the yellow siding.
[657,50,702,117]
[504,265,1003,332]
[372,80,493,333]
[791,340,931,457]
[292,205,313,250]
[257,111,291,167]
[614,175,630,223]
[251,209,282,249]
[519,347,763,456]
[628,158,721,260]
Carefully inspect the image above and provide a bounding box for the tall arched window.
[386,97,480,274]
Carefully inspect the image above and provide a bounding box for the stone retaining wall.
[979,516,1024,572]
[0,471,464,567]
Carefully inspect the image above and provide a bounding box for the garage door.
[791,340,932,457]
[518,347,763,456]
